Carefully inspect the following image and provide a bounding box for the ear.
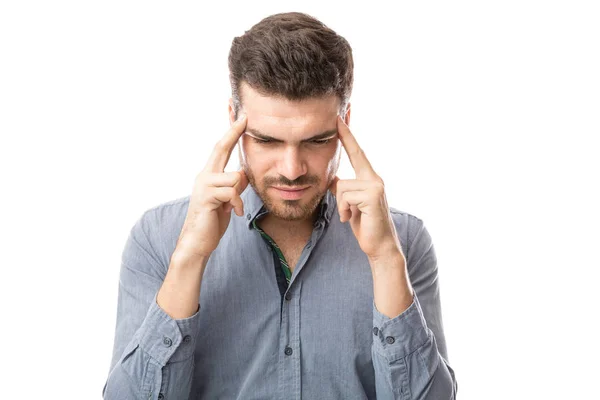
[344,102,352,126]
[228,98,236,126]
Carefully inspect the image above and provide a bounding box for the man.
[103,12,457,399]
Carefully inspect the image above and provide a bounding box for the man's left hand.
[329,116,404,262]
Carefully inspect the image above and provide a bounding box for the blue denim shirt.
[103,185,457,399]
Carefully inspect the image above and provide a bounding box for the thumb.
[235,168,249,194]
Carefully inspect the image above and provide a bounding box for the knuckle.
[227,187,237,197]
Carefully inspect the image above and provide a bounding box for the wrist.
[170,249,210,271]
[367,241,404,266]
[371,255,414,318]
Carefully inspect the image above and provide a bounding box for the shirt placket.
[252,208,328,400]
[278,226,323,400]
[278,280,302,400]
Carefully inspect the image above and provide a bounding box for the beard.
[244,166,327,222]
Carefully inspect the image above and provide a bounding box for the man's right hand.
[174,114,249,261]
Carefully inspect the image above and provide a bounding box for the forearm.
[103,313,197,400]
[104,270,201,400]
[104,215,203,399]
[157,250,208,319]
[371,294,457,399]
[369,248,414,319]
[369,216,457,399]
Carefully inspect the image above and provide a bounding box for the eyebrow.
[244,127,338,143]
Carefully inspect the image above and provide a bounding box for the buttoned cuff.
[372,293,430,362]
[137,292,201,366]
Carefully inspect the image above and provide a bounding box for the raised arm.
[103,114,249,399]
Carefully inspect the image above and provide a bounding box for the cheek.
[241,138,261,163]
[325,142,341,171]
[241,141,273,174]
[307,144,340,181]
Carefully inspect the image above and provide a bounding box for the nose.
[278,145,307,182]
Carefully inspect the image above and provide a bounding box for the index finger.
[336,115,377,179]
[204,114,247,172]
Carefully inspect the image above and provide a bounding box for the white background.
[1,1,598,399]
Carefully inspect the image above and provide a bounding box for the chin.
[262,186,324,222]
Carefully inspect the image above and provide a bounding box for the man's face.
[230,83,348,222]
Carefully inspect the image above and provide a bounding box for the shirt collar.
[241,185,335,230]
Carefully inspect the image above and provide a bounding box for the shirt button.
[246,213,252,220]
[284,346,293,356]
[373,327,379,336]
[385,336,395,344]
[158,393,164,400]
[183,335,191,344]
[285,292,292,301]
[163,336,173,347]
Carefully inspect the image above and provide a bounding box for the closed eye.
[252,138,270,144]
[250,137,332,145]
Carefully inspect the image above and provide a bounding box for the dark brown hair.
[228,12,353,117]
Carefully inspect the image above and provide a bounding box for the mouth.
[271,186,310,200]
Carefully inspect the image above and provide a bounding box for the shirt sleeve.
[102,211,201,400]
[371,215,458,399]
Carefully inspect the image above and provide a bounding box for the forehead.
[239,83,340,139]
